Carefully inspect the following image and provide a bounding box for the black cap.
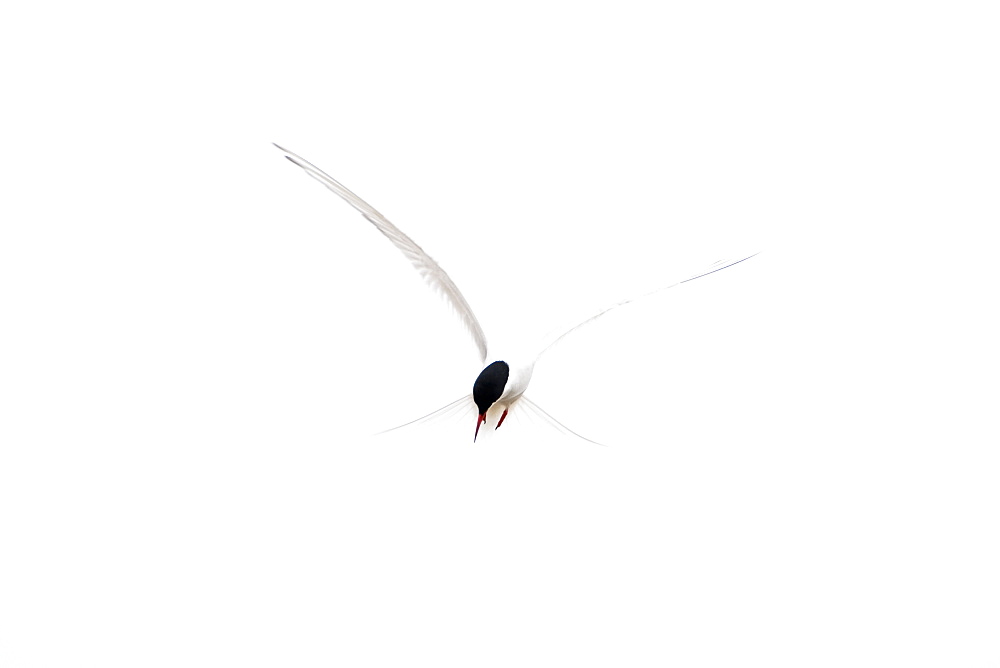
[473,361,509,415]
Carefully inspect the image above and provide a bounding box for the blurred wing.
[519,396,606,446]
[375,395,476,436]
[536,253,760,360]
[275,144,488,363]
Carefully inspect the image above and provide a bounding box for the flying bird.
[274,144,757,443]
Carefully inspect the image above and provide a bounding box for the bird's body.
[472,358,534,438]
[497,361,533,405]
[275,144,756,443]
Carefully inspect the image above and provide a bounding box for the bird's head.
[473,360,509,441]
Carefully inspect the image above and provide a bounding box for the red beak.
[474,413,485,442]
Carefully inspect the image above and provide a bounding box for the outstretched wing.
[275,144,489,363]
[535,253,760,361]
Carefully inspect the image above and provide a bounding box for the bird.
[274,144,757,443]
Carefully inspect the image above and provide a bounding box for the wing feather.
[536,253,760,360]
[275,144,488,362]
[519,396,606,446]
[376,395,475,435]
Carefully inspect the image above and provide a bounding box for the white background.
[2,1,997,666]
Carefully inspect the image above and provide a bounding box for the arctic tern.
[275,144,757,443]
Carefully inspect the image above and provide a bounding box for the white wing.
[376,394,476,435]
[535,253,760,361]
[518,396,606,446]
[275,144,488,362]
